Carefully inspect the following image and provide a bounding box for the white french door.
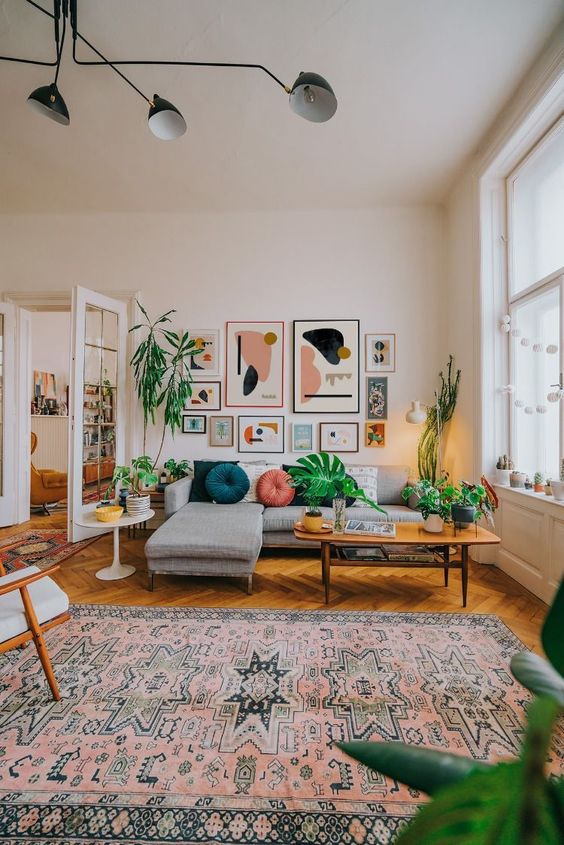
[0,303,16,526]
[68,287,128,542]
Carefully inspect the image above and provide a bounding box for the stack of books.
[339,544,441,563]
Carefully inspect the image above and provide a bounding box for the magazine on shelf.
[384,544,437,562]
[344,520,396,537]
[339,546,388,561]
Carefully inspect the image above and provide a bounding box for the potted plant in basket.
[402,478,451,533]
[287,453,385,534]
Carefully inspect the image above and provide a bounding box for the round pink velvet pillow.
[256,469,296,507]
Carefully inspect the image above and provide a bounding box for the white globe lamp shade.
[405,400,427,425]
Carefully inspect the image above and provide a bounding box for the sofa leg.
[148,573,154,592]
[246,575,253,596]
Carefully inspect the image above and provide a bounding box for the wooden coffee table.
[293,522,500,606]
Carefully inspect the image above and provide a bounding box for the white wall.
[1,207,447,471]
[31,311,70,404]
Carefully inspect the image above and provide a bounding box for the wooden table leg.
[461,545,469,607]
[443,545,449,586]
[321,542,331,604]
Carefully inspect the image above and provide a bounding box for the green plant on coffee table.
[164,458,191,481]
[338,579,564,844]
[402,478,451,521]
[303,491,323,517]
[287,452,386,513]
[450,481,495,525]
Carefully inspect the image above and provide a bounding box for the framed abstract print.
[182,415,206,434]
[185,381,221,411]
[365,422,385,447]
[366,376,388,420]
[291,422,314,452]
[209,415,234,447]
[188,329,220,377]
[319,421,359,453]
[365,333,396,373]
[238,416,284,454]
[294,320,360,413]
[226,322,284,407]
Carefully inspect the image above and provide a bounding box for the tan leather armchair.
[30,432,68,514]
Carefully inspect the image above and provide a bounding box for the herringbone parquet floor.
[1,509,548,651]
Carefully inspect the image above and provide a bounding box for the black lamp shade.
[289,72,337,122]
[148,94,186,140]
[27,84,70,125]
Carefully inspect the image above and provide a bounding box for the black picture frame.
[293,319,360,413]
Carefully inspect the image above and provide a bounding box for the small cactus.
[534,471,543,485]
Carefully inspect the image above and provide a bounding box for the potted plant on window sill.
[534,472,544,493]
[402,478,451,533]
[288,452,386,534]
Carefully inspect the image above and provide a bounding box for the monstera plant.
[287,453,386,510]
[337,579,564,844]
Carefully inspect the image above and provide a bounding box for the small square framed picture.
[182,415,207,434]
[292,422,314,452]
[185,381,221,411]
[365,333,396,372]
[365,421,385,447]
[319,422,359,453]
[209,415,234,447]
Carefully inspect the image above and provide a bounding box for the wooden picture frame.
[185,381,222,411]
[365,333,396,373]
[319,421,359,453]
[187,329,220,377]
[209,415,234,447]
[365,421,385,447]
[291,422,314,452]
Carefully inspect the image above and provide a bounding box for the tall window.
[507,119,564,480]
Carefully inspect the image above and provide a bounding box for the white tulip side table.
[75,510,155,581]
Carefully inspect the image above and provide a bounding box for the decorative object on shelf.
[365,422,385,448]
[118,489,129,511]
[402,478,451,533]
[130,301,203,472]
[366,376,388,420]
[6,2,337,138]
[185,381,221,411]
[182,415,206,434]
[545,479,553,496]
[534,472,544,493]
[187,330,220,376]
[238,416,284,453]
[163,458,191,481]
[319,422,359,453]
[95,505,123,523]
[365,333,396,372]
[225,322,284,407]
[291,423,314,452]
[524,475,533,490]
[416,356,461,483]
[405,400,427,425]
[293,320,360,413]
[510,470,526,488]
[209,416,234,447]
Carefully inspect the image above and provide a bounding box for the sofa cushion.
[257,469,295,507]
[262,505,333,533]
[205,463,250,504]
[345,505,423,523]
[376,466,410,505]
[145,502,264,560]
[345,465,379,506]
[239,462,281,503]
[190,460,238,503]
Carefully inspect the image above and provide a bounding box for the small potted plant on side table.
[402,479,451,533]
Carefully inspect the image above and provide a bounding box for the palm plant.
[338,579,564,844]
[129,301,203,468]
[287,453,386,512]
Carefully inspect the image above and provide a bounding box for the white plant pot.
[424,514,444,533]
[126,494,151,517]
[550,481,564,502]
[496,469,511,486]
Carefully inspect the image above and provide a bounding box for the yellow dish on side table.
[95,505,124,523]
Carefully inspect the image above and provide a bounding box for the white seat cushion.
[0,566,69,643]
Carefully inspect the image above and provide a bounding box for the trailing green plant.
[287,453,386,513]
[129,301,203,467]
[402,478,451,521]
[338,579,564,844]
[164,458,191,480]
[418,356,461,483]
[103,456,159,500]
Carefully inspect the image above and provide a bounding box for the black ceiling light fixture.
[1,0,338,141]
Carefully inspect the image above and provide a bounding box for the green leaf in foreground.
[541,579,564,677]
[510,651,564,706]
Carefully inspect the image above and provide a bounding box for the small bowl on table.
[95,505,124,523]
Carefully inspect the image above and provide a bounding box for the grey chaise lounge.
[144,465,421,592]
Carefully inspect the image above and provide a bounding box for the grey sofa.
[145,465,422,592]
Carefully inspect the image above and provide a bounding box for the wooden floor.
[2,509,548,651]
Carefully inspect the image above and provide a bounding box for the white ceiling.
[0,0,562,212]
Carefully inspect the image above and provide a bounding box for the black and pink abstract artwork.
[226,322,284,407]
[293,320,360,413]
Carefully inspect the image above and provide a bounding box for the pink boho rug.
[0,606,561,844]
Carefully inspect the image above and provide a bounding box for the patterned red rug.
[0,530,99,573]
[1,605,561,843]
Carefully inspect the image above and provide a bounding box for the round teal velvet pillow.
[205,462,250,504]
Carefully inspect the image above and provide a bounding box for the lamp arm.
[0,0,59,66]
[71,28,152,105]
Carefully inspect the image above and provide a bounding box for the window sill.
[494,484,564,513]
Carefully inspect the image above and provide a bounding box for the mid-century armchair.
[30,432,68,514]
[0,561,70,700]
